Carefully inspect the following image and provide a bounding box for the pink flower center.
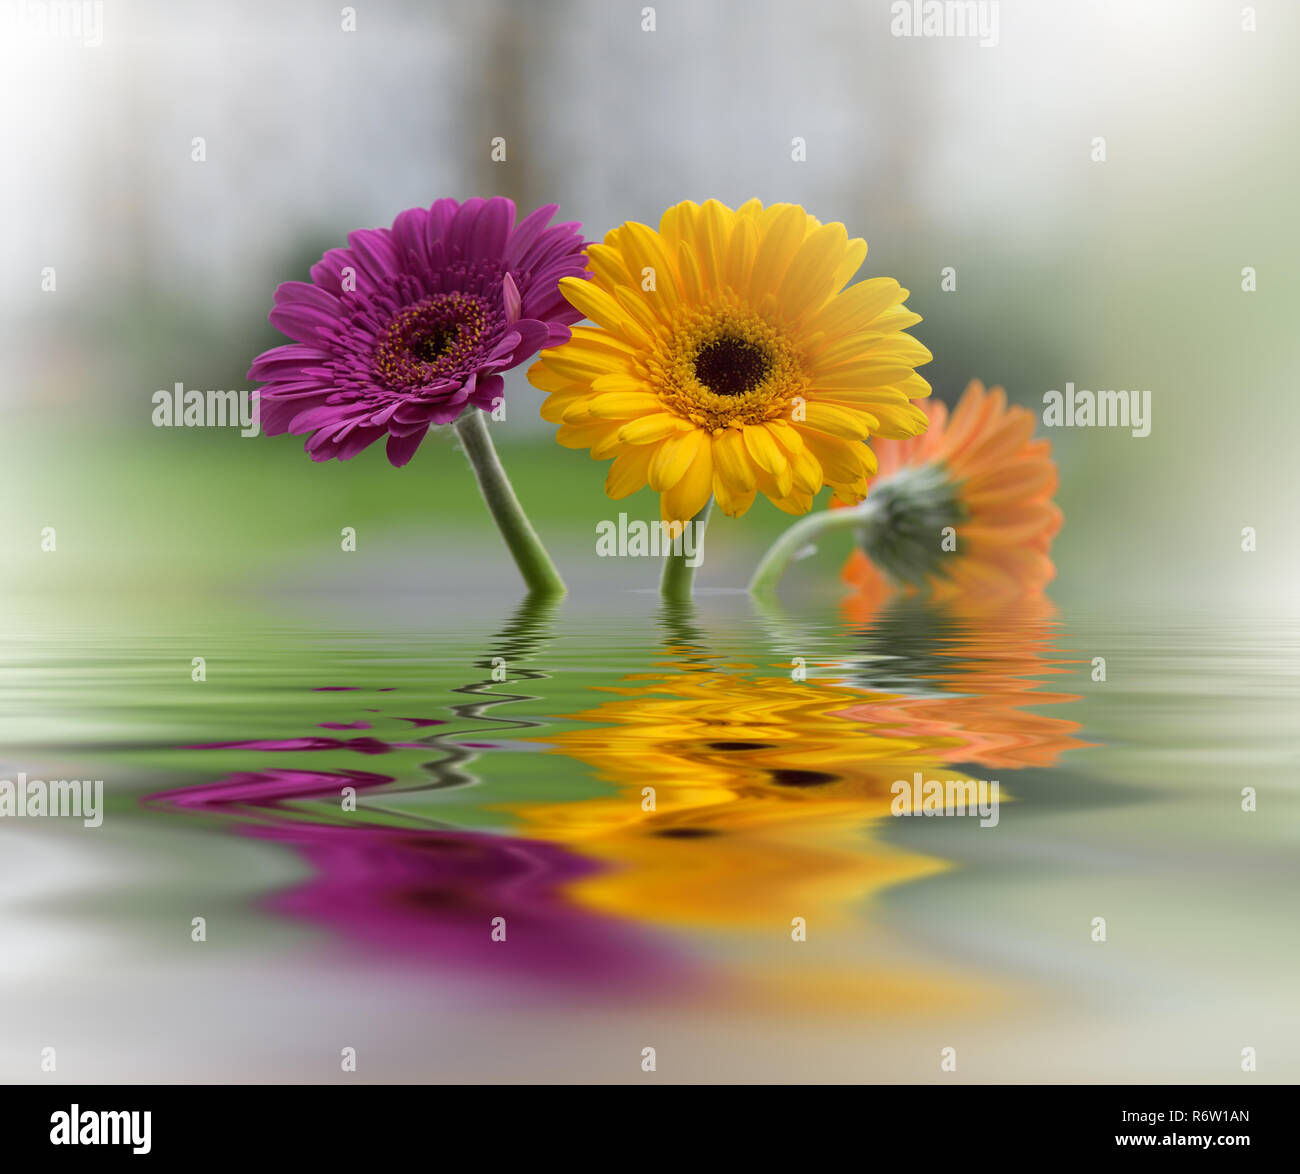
[373,293,489,389]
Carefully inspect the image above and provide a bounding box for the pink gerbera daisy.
[248,197,589,466]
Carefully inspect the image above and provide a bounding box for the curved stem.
[659,498,713,601]
[748,500,877,598]
[453,409,566,599]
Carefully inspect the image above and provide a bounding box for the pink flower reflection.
[186,737,426,754]
[148,768,672,986]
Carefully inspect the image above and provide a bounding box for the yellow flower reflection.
[503,671,957,931]
[501,599,1087,947]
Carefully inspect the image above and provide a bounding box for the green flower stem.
[453,408,566,599]
[748,498,880,598]
[660,498,714,601]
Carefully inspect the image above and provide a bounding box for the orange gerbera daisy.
[835,379,1062,599]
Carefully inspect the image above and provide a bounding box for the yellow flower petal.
[657,199,696,245]
[741,423,787,475]
[558,396,600,423]
[800,402,873,441]
[675,239,706,305]
[698,200,734,290]
[531,365,584,396]
[612,283,671,342]
[590,373,649,393]
[869,402,930,438]
[538,346,632,384]
[813,362,916,391]
[778,221,853,313]
[566,324,643,360]
[584,242,637,291]
[618,413,685,445]
[591,428,627,459]
[795,429,874,483]
[723,215,757,294]
[768,420,824,494]
[747,203,808,303]
[744,425,794,497]
[556,421,618,450]
[618,221,682,318]
[869,305,923,333]
[807,276,908,339]
[605,444,656,499]
[711,427,757,494]
[661,438,714,524]
[581,392,664,420]
[861,333,933,366]
[649,427,705,492]
[559,277,656,347]
[712,467,758,517]
[828,234,868,294]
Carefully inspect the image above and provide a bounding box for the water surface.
[1,594,1294,1082]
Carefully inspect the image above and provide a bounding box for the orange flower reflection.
[833,593,1091,771]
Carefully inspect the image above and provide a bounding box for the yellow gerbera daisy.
[529,198,933,523]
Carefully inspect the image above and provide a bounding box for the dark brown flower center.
[373,293,489,389]
[693,335,772,396]
[413,326,458,362]
[769,769,838,787]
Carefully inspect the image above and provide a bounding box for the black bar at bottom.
[4,1082,1290,1160]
